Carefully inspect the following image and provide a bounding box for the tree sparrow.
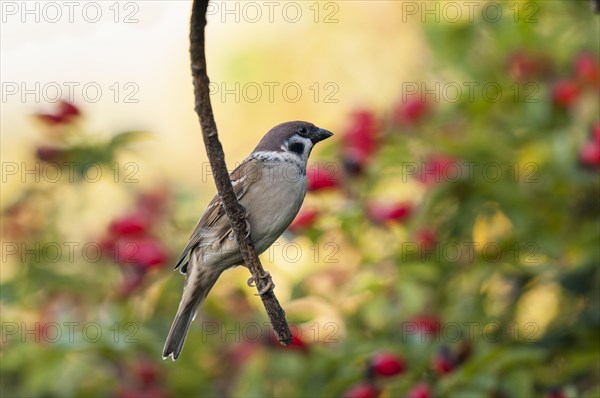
[163,121,333,360]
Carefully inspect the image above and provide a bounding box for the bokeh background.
[1,1,599,397]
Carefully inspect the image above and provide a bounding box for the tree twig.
[189,0,292,346]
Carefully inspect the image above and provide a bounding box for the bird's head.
[253,121,333,163]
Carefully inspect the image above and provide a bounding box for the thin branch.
[189,0,292,346]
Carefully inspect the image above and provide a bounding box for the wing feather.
[174,158,257,273]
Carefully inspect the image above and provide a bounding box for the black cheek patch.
[289,142,305,156]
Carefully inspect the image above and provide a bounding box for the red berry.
[131,238,168,270]
[507,50,551,81]
[341,110,379,173]
[307,165,339,191]
[407,383,432,398]
[370,352,406,377]
[266,329,308,352]
[404,314,442,340]
[109,213,150,236]
[58,100,80,118]
[431,346,454,376]
[367,202,412,224]
[36,146,67,163]
[416,229,437,251]
[288,333,308,351]
[579,141,600,168]
[114,236,168,270]
[394,96,429,126]
[344,111,378,149]
[35,101,80,125]
[551,80,580,108]
[134,358,159,387]
[416,154,459,185]
[288,208,319,232]
[574,52,599,89]
[343,383,379,398]
[432,356,453,376]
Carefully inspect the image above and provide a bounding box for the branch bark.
[189,0,292,346]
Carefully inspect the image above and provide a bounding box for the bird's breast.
[243,162,307,253]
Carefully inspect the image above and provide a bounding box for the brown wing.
[174,158,258,273]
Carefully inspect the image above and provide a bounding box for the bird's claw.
[246,271,275,296]
[244,217,251,239]
[239,205,251,238]
[256,277,275,296]
[228,213,251,241]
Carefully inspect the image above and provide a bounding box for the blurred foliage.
[1,1,599,397]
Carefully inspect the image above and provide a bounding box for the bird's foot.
[246,270,275,296]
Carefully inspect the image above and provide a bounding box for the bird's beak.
[311,128,334,143]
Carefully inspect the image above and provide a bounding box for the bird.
[163,121,333,360]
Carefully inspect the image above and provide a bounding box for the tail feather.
[162,305,196,360]
[163,257,222,360]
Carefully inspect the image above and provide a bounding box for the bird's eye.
[298,126,308,135]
